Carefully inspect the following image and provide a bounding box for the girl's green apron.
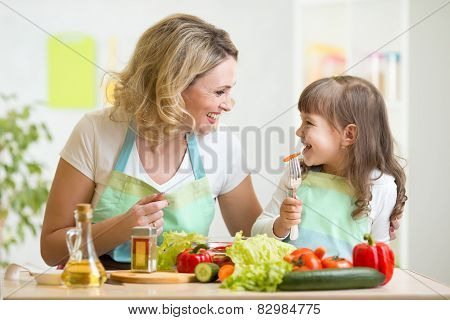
[285,171,368,261]
[92,126,215,262]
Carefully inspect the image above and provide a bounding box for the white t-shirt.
[60,107,248,207]
[251,166,397,243]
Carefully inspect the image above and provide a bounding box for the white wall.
[408,0,450,285]
[0,0,296,270]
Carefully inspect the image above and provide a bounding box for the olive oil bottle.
[62,204,107,287]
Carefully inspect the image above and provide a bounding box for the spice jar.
[131,226,157,273]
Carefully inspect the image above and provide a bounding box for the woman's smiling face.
[182,56,237,134]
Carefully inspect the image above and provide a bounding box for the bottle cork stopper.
[76,203,92,215]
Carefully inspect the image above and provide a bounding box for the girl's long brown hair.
[298,76,407,221]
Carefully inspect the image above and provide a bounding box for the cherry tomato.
[322,256,353,269]
[314,246,326,260]
[284,248,314,263]
[292,253,323,271]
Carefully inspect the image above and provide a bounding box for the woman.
[40,14,262,268]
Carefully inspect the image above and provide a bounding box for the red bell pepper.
[352,233,395,285]
[176,244,212,273]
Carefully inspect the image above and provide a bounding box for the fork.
[288,154,302,241]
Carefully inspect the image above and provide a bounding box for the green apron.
[92,125,216,262]
[284,171,368,261]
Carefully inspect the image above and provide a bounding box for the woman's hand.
[41,159,170,266]
[273,197,302,238]
[389,214,402,240]
[124,192,168,236]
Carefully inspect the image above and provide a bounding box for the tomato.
[314,246,326,260]
[322,256,353,269]
[291,252,322,271]
[284,247,327,271]
[284,248,314,263]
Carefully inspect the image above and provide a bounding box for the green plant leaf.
[0,208,8,220]
[26,162,42,175]
[0,94,53,265]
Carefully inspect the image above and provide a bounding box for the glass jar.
[131,226,157,273]
[207,241,233,267]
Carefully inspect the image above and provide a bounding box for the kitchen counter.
[2,268,449,300]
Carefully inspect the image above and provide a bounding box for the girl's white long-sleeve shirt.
[251,166,397,243]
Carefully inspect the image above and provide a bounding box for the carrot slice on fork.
[283,152,302,163]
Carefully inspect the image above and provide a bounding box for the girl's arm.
[251,167,291,239]
[218,175,262,237]
[369,176,398,243]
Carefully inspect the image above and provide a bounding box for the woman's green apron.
[92,126,215,262]
[284,171,368,261]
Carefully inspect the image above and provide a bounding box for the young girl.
[252,75,407,260]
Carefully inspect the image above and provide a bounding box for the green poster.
[48,33,96,108]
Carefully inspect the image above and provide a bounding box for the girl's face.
[182,56,237,134]
[296,112,347,174]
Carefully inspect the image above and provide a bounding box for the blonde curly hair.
[108,14,238,147]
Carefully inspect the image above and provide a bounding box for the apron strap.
[187,132,206,180]
[114,125,136,172]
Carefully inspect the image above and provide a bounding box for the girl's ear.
[341,124,357,148]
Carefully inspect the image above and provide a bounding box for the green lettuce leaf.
[221,232,295,292]
[157,231,207,271]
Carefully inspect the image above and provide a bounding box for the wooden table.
[2,269,449,300]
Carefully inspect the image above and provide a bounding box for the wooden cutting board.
[110,271,197,284]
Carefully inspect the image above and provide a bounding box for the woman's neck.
[138,132,187,157]
[136,132,188,185]
[158,133,187,151]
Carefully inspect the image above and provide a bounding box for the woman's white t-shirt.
[60,108,248,207]
[251,166,397,243]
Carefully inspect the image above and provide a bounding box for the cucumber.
[195,263,220,283]
[278,267,385,291]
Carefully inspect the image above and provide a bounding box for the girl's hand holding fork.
[273,197,302,238]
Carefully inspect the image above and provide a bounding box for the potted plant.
[0,93,52,267]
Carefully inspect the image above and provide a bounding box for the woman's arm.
[41,158,167,266]
[217,175,262,237]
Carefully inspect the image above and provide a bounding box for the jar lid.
[132,226,157,237]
